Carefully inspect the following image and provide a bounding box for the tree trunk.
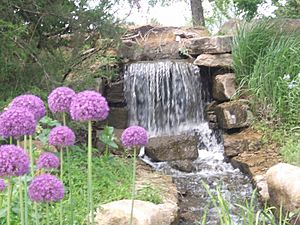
[190,0,205,27]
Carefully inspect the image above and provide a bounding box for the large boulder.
[94,161,179,225]
[184,36,233,56]
[266,163,300,212]
[94,200,178,225]
[214,100,252,129]
[212,73,236,101]
[223,128,262,157]
[193,53,233,69]
[145,135,198,162]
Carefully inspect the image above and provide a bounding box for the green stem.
[19,177,25,225]
[129,147,137,225]
[46,203,49,225]
[29,135,34,177]
[23,135,29,225]
[34,203,39,225]
[6,179,13,225]
[62,112,66,127]
[66,146,74,224]
[63,112,74,224]
[105,145,109,158]
[9,137,12,144]
[60,148,64,225]
[88,120,94,225]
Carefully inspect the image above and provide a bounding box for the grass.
[232,19,300,166]
[0,146,162,225]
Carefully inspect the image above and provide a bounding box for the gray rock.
[145,135,198,162]
[215,101,252,130]
[266,163,300,212]
[169,160,196,173]
[212,73,236,101]
[184,36,233,55]
[194,53,233,69]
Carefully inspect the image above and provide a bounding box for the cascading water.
[124,60,254,224]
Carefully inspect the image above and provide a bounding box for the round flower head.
[70,90,109,122]
[0,179,6,191]
[48,87,76,113]
[11,94,46,120]
[37,152,60,170]
[28,174,64,202]
[48,126,75,147]
[121,126,148,148]
[0,107,36,138]
[0,145,30,177]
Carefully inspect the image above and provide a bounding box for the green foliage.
[272,0,300,18]
[35,116,62,145]
[0,0,124,106]
[233,20,300,124]
[136,184,162,204]
[99,126,118,150]
[233,0,264,19]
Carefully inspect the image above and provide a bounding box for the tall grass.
[233,19,300,125]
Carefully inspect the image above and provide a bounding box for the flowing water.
[124,60,253,224]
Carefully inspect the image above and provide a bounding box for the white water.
[124,60,254,224]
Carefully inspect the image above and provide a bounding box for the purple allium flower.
[48,126,75,147]
[48,87,76,113]
[70,90,109,122]
[0,145,30,177]
[37,152,60,170]
[0,179,6,191]
[0,107,36,138]
[121,126,148,148]
[10,94,46,120]
[28,174,64,202]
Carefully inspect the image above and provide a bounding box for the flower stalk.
[88,120,94,225]
[129,147,137,225]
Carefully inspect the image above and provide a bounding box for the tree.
[0,0,123,106]
[190,0,205,26]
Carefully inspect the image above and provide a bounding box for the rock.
[223,128,262,157]
[230,146,282,177]
[99,107,128,129]
[184,36,233,56]
[266,163,300,212]
[169,160,196,173]
[214,100,252,129]
[120,26,209,61]
[104,80,126,106]
[212,73,236,101]
[145,135,198,162]
[218,19,240,35]
[94,200,178,225]
[94,161,179,225]
[253,174,269,202]
[194,53,233,69]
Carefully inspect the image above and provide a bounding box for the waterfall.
[124,60,210,137]
[124,60,254,224]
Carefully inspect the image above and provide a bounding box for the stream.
[124,60,254,224]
